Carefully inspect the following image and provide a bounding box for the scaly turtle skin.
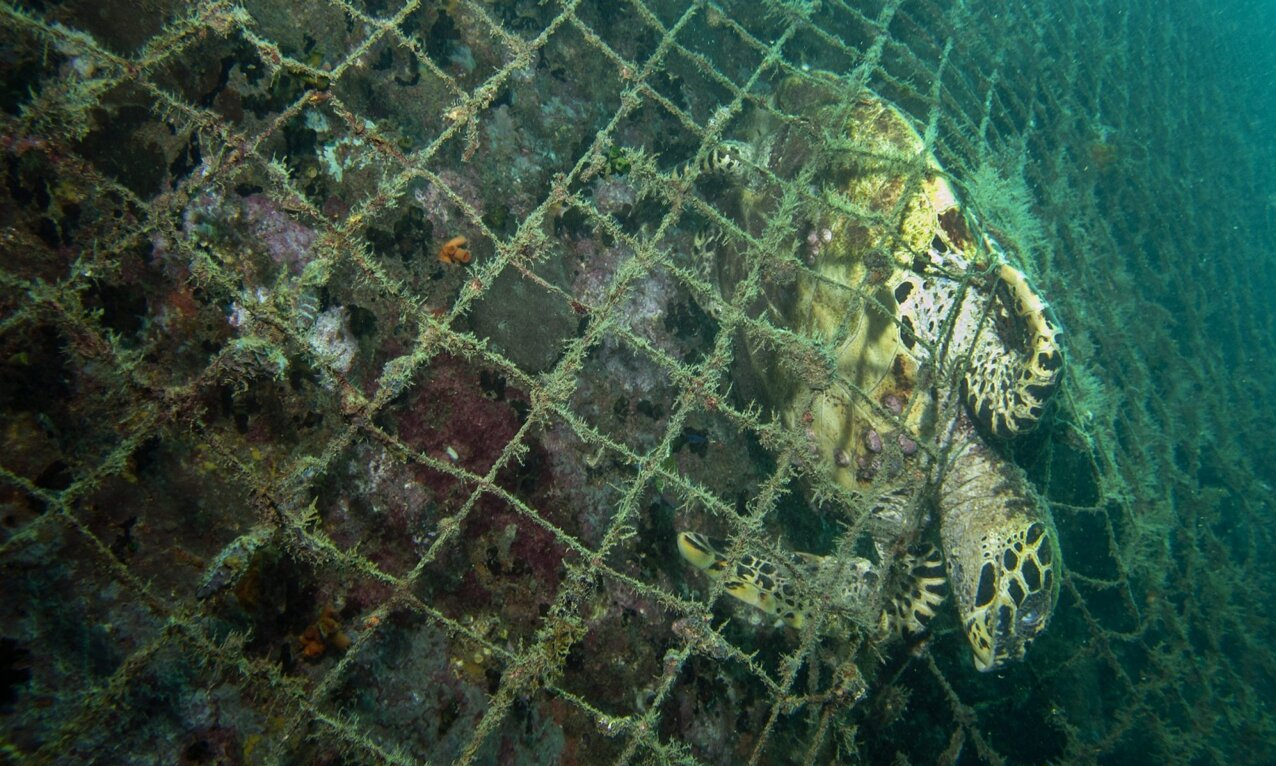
[679,74,1063,672]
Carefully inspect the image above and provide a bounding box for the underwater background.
[1,0,1273,764]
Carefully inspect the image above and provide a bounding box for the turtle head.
[959,520,1061,672]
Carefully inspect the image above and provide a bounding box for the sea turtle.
[678,74,1064,672]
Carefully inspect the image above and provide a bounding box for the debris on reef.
[437,235,472,265]
[298,604,351,660]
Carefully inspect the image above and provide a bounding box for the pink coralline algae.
[179,189,318,279]
[241,194,318,275]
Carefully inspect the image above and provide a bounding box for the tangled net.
[0,1,1272,764]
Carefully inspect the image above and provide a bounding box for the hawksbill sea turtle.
[677,73,1064,672]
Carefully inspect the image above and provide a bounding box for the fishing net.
[1,0,1272,764]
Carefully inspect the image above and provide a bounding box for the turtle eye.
[1019,607,1042,627]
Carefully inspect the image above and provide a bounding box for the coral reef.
[0,1,1272,765]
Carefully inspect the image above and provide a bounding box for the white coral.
[306,306,356,375]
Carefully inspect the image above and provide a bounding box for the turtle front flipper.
[938,426,1061,671]
[677,531,946,639]
[677,532,810,628]
[878,544,948,639]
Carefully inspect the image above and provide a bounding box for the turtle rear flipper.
[962,263,1064,437]
[894,255,1063,439]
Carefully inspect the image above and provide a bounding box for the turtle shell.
[719,80,989,489]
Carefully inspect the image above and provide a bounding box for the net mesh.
[1,0,1273,764]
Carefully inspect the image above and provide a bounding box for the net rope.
[0,0,1272,764]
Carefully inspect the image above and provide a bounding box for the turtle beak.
[971,641,995,672]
